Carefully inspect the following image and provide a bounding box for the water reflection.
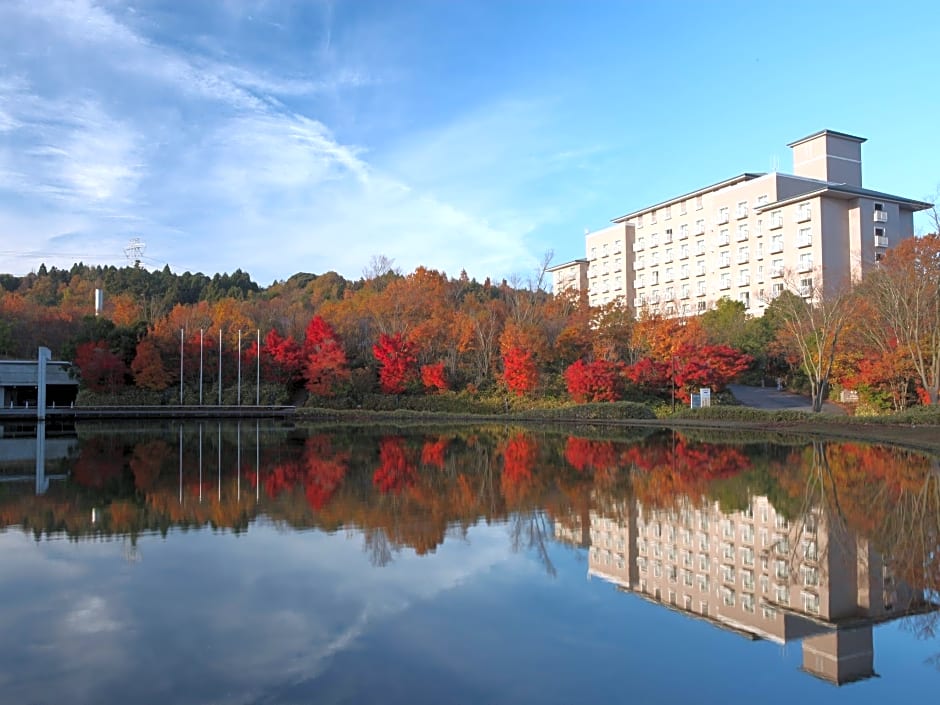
[0,422,938,698]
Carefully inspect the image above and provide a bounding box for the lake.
[0,421,937,704]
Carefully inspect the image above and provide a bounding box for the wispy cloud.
[0,0,556,283]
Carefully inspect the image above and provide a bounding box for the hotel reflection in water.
[555,495,922,685]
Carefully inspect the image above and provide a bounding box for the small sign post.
[700,388,711,408]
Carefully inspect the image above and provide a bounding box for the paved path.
[727,384,846,415]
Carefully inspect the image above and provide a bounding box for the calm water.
[0,421,938,704]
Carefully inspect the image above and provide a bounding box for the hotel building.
[548,130,932,316]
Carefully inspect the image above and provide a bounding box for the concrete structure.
[562,130,932,316]
[556,493,925,685]
[0,356,78,408]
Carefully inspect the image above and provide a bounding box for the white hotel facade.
[549,130,932,316]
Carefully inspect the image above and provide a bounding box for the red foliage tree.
[673,344,753,401]
[303,316,350,397]
[373,333,417,394]
[75,340,128,393]
[624,357,671,394]
[420,362,448,392]
[258,329,305,388]
[131,337,172,391]
[563,359,624,402]
[501,346,538,396]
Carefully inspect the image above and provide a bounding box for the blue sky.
[0,0,937,286]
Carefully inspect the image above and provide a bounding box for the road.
[727,384,846,415]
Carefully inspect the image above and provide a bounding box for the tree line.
[0,235,938,412]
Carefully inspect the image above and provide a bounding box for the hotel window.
[721,588,736,607]
[757,265,764,283]
[801,591,819,614]
[737,223,749,241]
[680,263,689,279]
[665,248,673,263]
[603,243,608,256]
[770,233,783,254]
[651,252,660,266]
[720,251,731,267]
[614,257,622,271]
[717,206,729,224]
[694,219,705,235]
[696,195,704,210]
[697,280,706,296]
[739,291,750,308]
[802,566,819,587]
[772,282,784,297]
[665,229,673,244]
[719,229,730,246]
[721,565,735,583]
[756,219,762,236]
[664,286,674,301]
[590,247,596,259]
[665,267,674,282]
[695,239,706,256]
[650,271,659,285]
[614,239,622,253]
[635,236,645,251]
[799,252,813,273]
[737,201,748,219]
[651,232,659,246]
[757,194,768,206]
[650,210,657,224]
[697,300,706,312]
[680,200,688,215]
[742,594,755,613]
[737,246,749,264]
[681,283,690,299]
[796,202,812,222]
[741,546,754,566]
[770,210,783,229]
[679,243,689,259]
[797,227,812,247]
[738,270,750,287]
[636,274,645,288]
[720,273,731,290]
[696,260,706,277]
[800,277,813,298]
[756,242,763,259]
[635,256,645,270]
[771,258,783,277]
[679,223,689,240]
[664,205,672,220]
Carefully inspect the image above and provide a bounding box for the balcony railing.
[795,210,812,223]
[717,213,730,225]
[769,218,783,230]
[874,210,888,223]
[875,234,889,248]
[770,243,783,254]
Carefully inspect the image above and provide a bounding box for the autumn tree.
[75,340,128,393]
[501,346,538,396]
[563,359,624,402]
[131,337,172,390]
[673,344,753,401]
[861,234,940,404]
[373,332,417,394]
[420,362,448,392]
[768,276,857,412]
[303,316,350,397]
